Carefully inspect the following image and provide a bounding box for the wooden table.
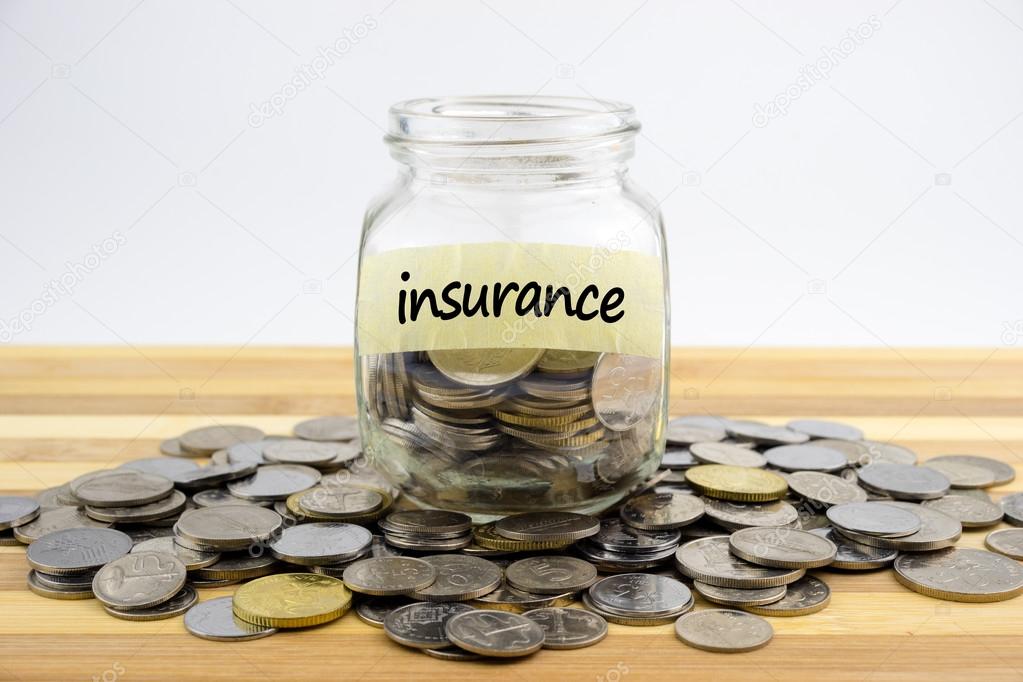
[1,346,1021,681]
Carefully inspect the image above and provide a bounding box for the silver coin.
[92,551,187,609]
[660,446,697,469]
[786,419,864,441]
[726,421,809,446]
[1003,492,1023,526]
[946,487,994,502]
[591,353,659,432]
[826,501,921,537]
[985,528,1023,560]
[921,458,996,489]
[675,536,805,588]
[383,532,473,551]
[27,570,95,600]
[581,591,692,625]
[119,457,199,478]
[227,464,321,501]
[808,528,897,570]
[270,522,373,566]
[188,576,241,589]
[666,423,727,446]
[764,444,848,473]
[385,510,472,536]
[894,547,1023,602]
[588,573,692,617]
[690,442,765,468]
[179,425,265,456]
[193,553,279,581]
[294,415,360,442]
[921,495,1003,527]
[0,496,40,531]
[33,569,97,588]
[522,607,607,650]
[191,488,268,508]
[343,557,438,596]
[13,506,111,543]
[620,491,705,530]
[184,596,277,641]
[470,582,575,612]
[422,647,481,661]
[505,556,597,595]
[786,471,867,507]
[591,518,681,553]
[833,501,961,551]
[703,499,799,530]
[172,462,259,491]
[411,554,503,601]
[27,528,133,574]
[384,602,474,648]
[262,439,342,466]
[444,609,545,657]
[295,486,384,517]
[728,527,836,569]
[216,440,272,465]
[924,454,1014,487]
[173,505,283,551]
[355,597,411,627]
[70,470,174,508]
[494,511,600,543]
[159,438,190,457]
[675,609,773,653]
[856,440,918,466]
[122,526,175,543]
[575,538,677,570]
[857,463,950,500]
[743,575,831,616]
[104,585,198,621]
[85,489,187,524]
[131,536,220,571]
[692,581,787,607]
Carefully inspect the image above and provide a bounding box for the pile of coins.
[3,413,1023,658]
[363,349,662,513]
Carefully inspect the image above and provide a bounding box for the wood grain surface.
[1,346,1021,682]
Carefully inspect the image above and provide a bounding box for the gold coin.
[493,408,593,429]
[473,523,574,552]
[427,348,544,387]
[685,465,788,502]
[232,573,352,628]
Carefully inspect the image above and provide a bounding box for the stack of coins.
[378,510,473,550]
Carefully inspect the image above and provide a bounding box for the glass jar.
[355,96,669,522]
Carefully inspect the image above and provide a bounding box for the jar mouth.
[387,95,640,146]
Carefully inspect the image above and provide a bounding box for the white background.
[1,0,1022,348]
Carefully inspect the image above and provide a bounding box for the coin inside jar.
[591,353,660,431]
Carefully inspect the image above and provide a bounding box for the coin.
[294,415,360,442]
[13,506,112,544]
[1003,492,1023,526]
[620,491,705,530]
[808,528,897,570]
[191,488,267,508]
[580,592,688,625]
[268,522,372,566]
[92,551,187,609]
[536,349,600,373]
[411,555,503,601]
[684,465,788,502]
[160,438,190,457]
[343,557,438,596]
[728,527,836,569]
[704,499,799,530]
[591,353,659,431]
[172,462,259,491]
[921,495,1003,527]
[675,609,773,652]
[921,458,995,489]
[763,444,848,473]
[27,528,133,575]
[233,573,352,627]
[384,602,474,648]
[422,647,481,661]
[591,518,681,553]
[384,509,472,536]
[740,576,829,617]
[494,511,600,542]
[666,424,727,446]
[693,581,787,607]
[131,536,220,571]
[726,421,809,446]
[857,463,950,500]
[470,583,575,612]
[690,442,765,468]
[27,570,95,600]
[173,505,283,551]
[262,440,343,466]
[985,528,1023,560]
[675,536,805,588]
[834,501,962,552]
[505,556,597,595]
[786,418,863,441]
[184,596,277,641]
[193,553,279,581]
[119,457,199,479]
[0,496,40,530]
[826,501,921,537]
[924,454,1014,487]
[179,425,265,456]
[227,464,321,501]
[894,548,1023,602]
[355,597,410,627]
[428,348,544,387]
[660,446,697,469]
[291,485,384,518]
[444,610,545,657]
[85,489,187,524]
[588,573,693,618]
[786,471,867,507]
[70,470,174,508]
[103,585,198,621]
[521,607,607,649]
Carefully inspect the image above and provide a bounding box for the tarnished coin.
[85,489,187,524]
[924,454,1014,487]
[27,570,95,600]
[0,496,40,531]
[191,488,267,508]
[270,522,372,566]
[505,556,597,595]
[179,424,265,456]
[675,536,805,588]
[834,501,962,552]
[690,442,765,468]
[428,348,544,387]
[173,505,283,551]
[385,510,472,536]
[384,602,474,648]
[857,463,950,500]
[184,596,276,641]
[742,575,831,616]
[292,485,383,518]
[621,491,705,530]
[592,518,681,553]
[685,465,788,502]
[27,528,133,575]
[227,464,321,501]
[172,462,259,491]
[444,610,545,657]
[119,457,199,479]
[294,415,360,442]
[728,527,836,569]
[13,506,111,543]
[921,495,1003,527]
[826,501,921,537]
[894,548,1023,602]
[411,555,503,601]
[104,585,198,621]
[131,536,220,571]
[70,470,173,508]
[726,421,809,446]
[343,557,438,596]
[808,528,897,570]
[262,440,342,466]
[763,444,848,473]
[786,419,863,441]
[494,511,600,543]
[693,581,787,607]
[666,423,727,446]
[704,499,798,530]
[1003,492,1023,526]
[985,528,1023,560]
[233,573,352,628]
[355,597,410,627]
[588,573,693,617]
[523,608,607,650]
[92,551,187,609]
[786,471,867,507]
[591,353,660,431]
[674,609,773,653]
